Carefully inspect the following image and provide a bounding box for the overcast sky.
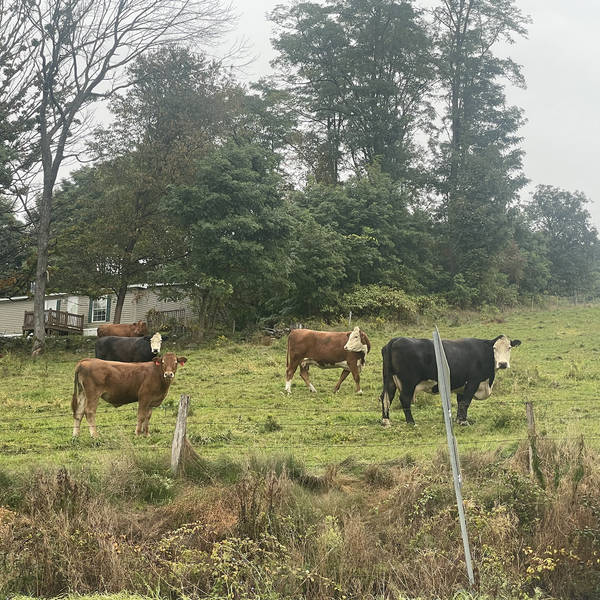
[225,0,600,225]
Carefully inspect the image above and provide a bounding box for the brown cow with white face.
[96,320,148,338]
[72,352,187,436]
[285,327,371,394]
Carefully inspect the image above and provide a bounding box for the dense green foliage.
[0,0,599,334]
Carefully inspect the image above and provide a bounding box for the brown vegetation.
[0,440,599,599]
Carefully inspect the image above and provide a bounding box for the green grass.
[1,302,599,471]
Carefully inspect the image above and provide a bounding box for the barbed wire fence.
[1,396,599,467]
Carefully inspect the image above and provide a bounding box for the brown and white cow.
[96,320,149,338]
[285,326,371,394]
[72,352,187,437]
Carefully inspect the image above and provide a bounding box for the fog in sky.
[225,0,600,225]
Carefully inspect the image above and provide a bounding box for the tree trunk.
[112,282,129,324]
[32,185,52,355]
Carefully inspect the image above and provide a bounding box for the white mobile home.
[0,285,190,336]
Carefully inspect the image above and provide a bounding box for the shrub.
[335,284,420,322]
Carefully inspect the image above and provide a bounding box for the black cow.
[380,335,521,426]
[95,333,163,362]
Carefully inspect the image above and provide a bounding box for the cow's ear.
[511,339,522,347]
[153,358,162,366]
[177,356,187,366]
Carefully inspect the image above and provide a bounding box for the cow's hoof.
[458,419,470,426]
[381,418,391,427]
[356,389,363,395]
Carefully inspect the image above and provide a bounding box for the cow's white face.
[493,335,521,370]
[150,332,162,355]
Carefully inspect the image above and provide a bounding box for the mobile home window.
[92,297,108,322]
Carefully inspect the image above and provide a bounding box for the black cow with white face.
[95,333,163,362]
[379,335,521,426]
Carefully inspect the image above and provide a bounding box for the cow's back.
[95,336,150,362]
[97,323,145,337]
[385,336,493,386]
[287,329,349,363]
[386,337,436,380]
[77,358,155,405]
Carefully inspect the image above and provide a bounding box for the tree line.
[0,0,598,346]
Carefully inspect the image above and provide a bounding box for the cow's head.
[145,332,162,355]
[360,329,371,355]
[492,335,521,370]
[154,352,187,379]
[134,320,149,336]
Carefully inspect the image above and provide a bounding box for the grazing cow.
[95,333,163,362]
[72,352,187,436]
[285,326,371,394]
[380,335,521,426]
[96,320,148,338]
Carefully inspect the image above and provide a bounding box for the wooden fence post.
[171,394,190,476]
[526,401,545,488]
[526,401,535,476]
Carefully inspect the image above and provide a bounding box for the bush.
[334,284,420,322]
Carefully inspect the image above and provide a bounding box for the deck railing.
[23,309,84,334]
[147,308,187,333]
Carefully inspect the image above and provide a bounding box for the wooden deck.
[23,309,84,335]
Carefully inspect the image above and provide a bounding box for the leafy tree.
[432,0,530,299]
[51,160,179,322]
[296,166,438,293]
[52,47,242,322]
[166,142,293,333]
[0,197,32,295]
[271,0,434,182]
[526,185,599,296]
[16,0,233,353]
[283,209,346,317]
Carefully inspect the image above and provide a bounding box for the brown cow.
[96,320,148,338]
[285,326,371,394]
[72,352,187,437]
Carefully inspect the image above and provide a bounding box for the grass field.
[2,302,600,600]
[1,301,599,470]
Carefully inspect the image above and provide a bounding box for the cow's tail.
[286,332,292,369]
[72,365,86,417]
[380,343,393,424]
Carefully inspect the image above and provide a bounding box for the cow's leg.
[299,363,317,393]
[85,396,101,437]
[380,376,397,427]
[398,380,416,425]
[456,382,478,425]
[343,357,363,394]
[142,408,153,436]
[333,369,350,393]
[285,356,301,393]
[136,404,149,435]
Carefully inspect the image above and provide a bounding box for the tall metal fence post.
[433,326,475,588]
[171,394,190,476]
[526,401,536,476]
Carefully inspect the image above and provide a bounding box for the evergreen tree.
[526,185,599,296]
[433,0,530,302]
